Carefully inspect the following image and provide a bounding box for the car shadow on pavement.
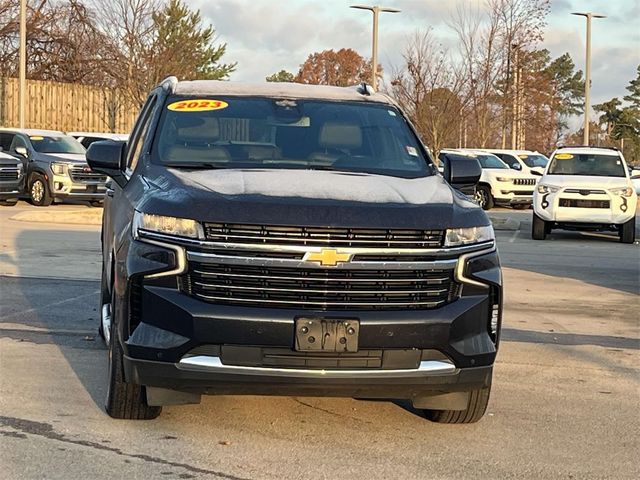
[1,228,107,412]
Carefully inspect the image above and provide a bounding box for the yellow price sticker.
[167,99,228,112]
[30,136,44,141]
[554,153,574,160]
[518,154,528,159]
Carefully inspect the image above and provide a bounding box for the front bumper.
[114,235,502,404]
[51,173,106,200]
[534,190,637,224]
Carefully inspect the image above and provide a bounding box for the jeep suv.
[440,149,538,210]
[88,78,503,423]
[0,128,107,206]
[532,146,638,243]
[0,150,24,206]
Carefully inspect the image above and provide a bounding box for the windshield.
[30,135,86,154]
[519,153,548,168]
[548,153,627,177]
[476,154,509,169]
[152,96,433,178]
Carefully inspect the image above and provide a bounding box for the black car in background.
[0,150,24,206]
[88,78,502,423]
[0,128,107,206]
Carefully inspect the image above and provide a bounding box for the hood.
[542,174,632,190]
[36,153,86,163]
[529,166,545,175]
[135,165,489,230]
[0,152,19,166]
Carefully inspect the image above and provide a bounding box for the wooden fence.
[0,77,138,134]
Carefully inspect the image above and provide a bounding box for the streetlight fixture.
[572,11,606,145]
[350,5,401,90]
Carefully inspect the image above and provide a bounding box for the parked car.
[0,128,107,206]
[88,77,502,423]
[440,149,538,210]
[69,132,129,149]
[629,166,640,195]
[481,149,549,176]
[0,150,24,206]
[532,146,638,243]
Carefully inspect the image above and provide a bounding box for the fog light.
[55,182,63,190]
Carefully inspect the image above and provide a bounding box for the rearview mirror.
[443,155,481,196]
[86,140,127,187]
[15,146,28,157]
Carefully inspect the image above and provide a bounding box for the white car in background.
[68,132,129,149]
[482,149,549,176]
[440,149,538,210]
[532,147,638,243]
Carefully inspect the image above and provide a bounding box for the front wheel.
[619,217,635,244]
[424,385,491,424]
[105,290,162,420]
[532,213,547,240]
[475,186,494,210]
[0,199,18,207]
[29,174,53,206]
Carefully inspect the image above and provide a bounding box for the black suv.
[0,150,24,206]
[88,78,502,423]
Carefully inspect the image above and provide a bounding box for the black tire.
[29,174,53,206]
[513,204,529,210]
[98,265,109,343]
[532,213,547,240]
[424,386,491,424]
[619,217,635,244]
[90,200,104,207]
[0,199,18,206]
[475,185,494,210]
[105,290,162,420]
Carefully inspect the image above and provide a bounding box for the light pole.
[19,0,26,128]
[350,5,400,91]
[572,12,606,145]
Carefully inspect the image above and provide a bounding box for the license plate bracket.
[295,317,359,353]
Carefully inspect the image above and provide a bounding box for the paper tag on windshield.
[406,146,418,156]
[555,153,573,160]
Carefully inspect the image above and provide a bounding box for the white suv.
[483,149,549,176]
[440,149,538,210]
[532,147,638,243]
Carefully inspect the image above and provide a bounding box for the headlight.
[537,184,560,194]
[609,187,633,197]
[445,225,495,247]
[51,162,69,175]
[133,211,203,239]
[496,177,512,182]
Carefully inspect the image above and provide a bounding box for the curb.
[10,210,102,226]
[488,216,520,231]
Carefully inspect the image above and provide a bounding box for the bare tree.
[390,31,466,157]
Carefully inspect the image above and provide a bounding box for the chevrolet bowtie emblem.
[304,249,353,267]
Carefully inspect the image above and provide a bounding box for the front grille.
[564,188,606,195]
[204,223,445,248]
[69,167,107,183]
[0,169,19,181]
[185,262,456,310]
[559,199,610,209]
[513,178,536,186]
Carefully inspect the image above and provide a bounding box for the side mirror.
[15,146,28,157]
[86,140,127,187]
[443,156,481,196]
[510,162,522,170]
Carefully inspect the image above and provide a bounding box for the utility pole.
[19,0,26,128]
[511,46,519,149]
[350,5,400,90]
[572,12,606,145]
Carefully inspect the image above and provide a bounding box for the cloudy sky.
[192,0,639,126]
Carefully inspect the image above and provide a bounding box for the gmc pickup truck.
[88,78,502,423]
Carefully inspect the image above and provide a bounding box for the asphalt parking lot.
[0,202,638,479]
